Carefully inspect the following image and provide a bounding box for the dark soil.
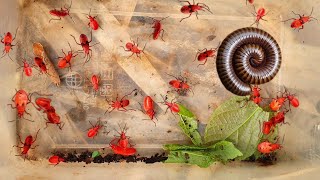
[257,153,277,166]
[54,151,168,164]
[244,153,277,166]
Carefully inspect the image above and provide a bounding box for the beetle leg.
[195,11,199,19]
[197,59,208,67]
[198,3,213,14]
[180,13,192,22]
[32,129,41,143]
[179,0,191,5]
[30,145,39,149]
[107,107,115,114]
[128,52,135,58]
[282,18,295,23]
[70,34,81,45]
[49,17,62,23]
[7,104,16,109]
[291,11,301,18]
[120,46,130,52]
[89,42,100,47]
[89,30,93,43]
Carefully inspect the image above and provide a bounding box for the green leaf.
[164,144,208,151]
[179,115,202,146]
[177,104,195,118]
[204,96,271,160]
[208,141,243,163]
[165,151,216,168]
[92,151,100,158]
[164,141,242,168]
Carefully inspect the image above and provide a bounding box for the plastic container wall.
[0,0,319,179]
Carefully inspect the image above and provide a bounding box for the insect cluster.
[1,0,309,165]
[247,86,300,155]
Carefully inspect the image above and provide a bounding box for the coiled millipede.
[216,27,281,96]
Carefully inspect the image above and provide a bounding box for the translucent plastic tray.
[14,0,286,159]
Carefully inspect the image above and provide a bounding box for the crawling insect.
[179,0,213,22]
[35,97,52,112]
[8,89,33,121]
[148,16,169,41]
[105,89,137,114]
[34,57,48,74]
[84,8,103,30]
[140,96,157,126]
[14,129,40,160]
[283,88,299,108]
[109,124,136,156]
[57,42,78,70]
[194,43,220,66]
[18,58,33,77]
[70,31,99,65]
[49,0,75,23]
[49,155,65,166]
[1,28,18,61]
[257,141,281,154]
[167,73,193,96]
[45,110,64,130]
[269,96,286,111]
[251,5,268,27]
[283,7,317,31]
[90,74,100,96]
[120,38,146,59]
[160,94,180,115]
[87,119,107,138]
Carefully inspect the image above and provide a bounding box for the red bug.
[49,0,75,23]
[70,31,99,65]
[179,0,213,22]
[252,96,262,104]
[287,95,299,108]
[148,16,169,41]
[105,89,137,114]
[57,42,78,70]
[283,89,299,108]
[87,119,106,138]
[250,6,268,27]
[246,0,254,5]
[84,9,102,30]
[91,74,100,93]
[141,96,157,125]
[45,110,64,130]
[269,98,283,111]
[262,121,275,135]
[49,155,65,166]
[109,124,136,156]
[283,8,317,31]
[251,85,261,97]
[14,129,40,160]
[34,57,48,74]
[35,97,52,112]
[120,38,147,59]
[8,89,33,121]
[1,28,18,60]
[257,141,281,154]
[160,95,180,114]
[272,111,289,125]
[143,96,155,119]
[194,43,220,67]
[18,58,33,77]
[167,73,193,96]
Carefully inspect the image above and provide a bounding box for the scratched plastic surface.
[12,0,287,158]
